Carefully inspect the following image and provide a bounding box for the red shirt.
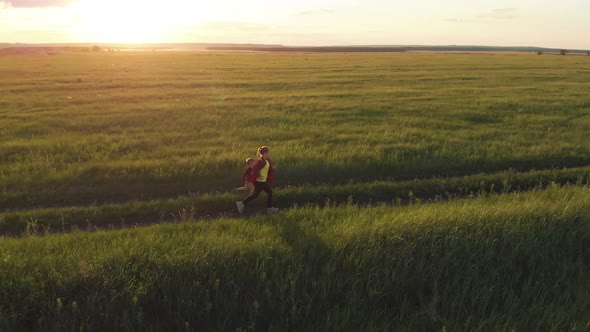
[242,168,256,184]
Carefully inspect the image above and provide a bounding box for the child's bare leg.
[246,182,255,194]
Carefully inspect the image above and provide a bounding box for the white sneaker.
[267,207,280,214]
[236,201,245,214]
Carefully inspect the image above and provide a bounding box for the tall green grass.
[1,186,589,330]
[2,52,590,330]
[1,165,590,235]
[2,52,590,211]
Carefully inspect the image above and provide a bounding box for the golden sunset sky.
[0,0,589,48]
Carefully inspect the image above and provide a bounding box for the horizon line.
[1,42,589,51]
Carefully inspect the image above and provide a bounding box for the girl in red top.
[235,158,257,194]
[236,146,279,214]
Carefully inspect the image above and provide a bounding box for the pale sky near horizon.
[0,0,589,49]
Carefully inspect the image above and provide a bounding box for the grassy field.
[1,51,590,330]
[1,52,590,214]
[1,186,589,330]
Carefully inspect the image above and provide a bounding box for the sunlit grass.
[1,52,590,211]
[1,166,589,234]
[1,52,590,330]
[1,186,589,330]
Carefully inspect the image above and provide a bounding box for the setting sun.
[71,0,212,43]
[1,0,589,48]
[75,0,166,43]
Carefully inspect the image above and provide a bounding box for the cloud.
[445,8,518,23]
[444,18,469,23]
[477,8,517,20]
[297,8,336,16]
[4,0,72,7]
[197,21,271,32]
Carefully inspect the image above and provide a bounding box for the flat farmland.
[1,52,589,330]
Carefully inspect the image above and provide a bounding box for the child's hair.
[258,146,270,158]
[245,158,255,165]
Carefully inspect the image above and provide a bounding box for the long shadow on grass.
[251,217,338,330]
[252,216,407,330]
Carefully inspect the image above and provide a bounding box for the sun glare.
[72,0,210,43]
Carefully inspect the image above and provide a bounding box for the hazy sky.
[0,0,589,49]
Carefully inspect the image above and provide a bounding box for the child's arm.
[268,159,277,172]
[242,169,251,182]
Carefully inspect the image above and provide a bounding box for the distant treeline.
[207,46,407,53]
[1,43,589,54]
[406,45,590,54]
[207,45,590,54]
[0,46,102,54]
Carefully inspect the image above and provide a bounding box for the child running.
[236,146,279,214]
[234,158,257,194]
